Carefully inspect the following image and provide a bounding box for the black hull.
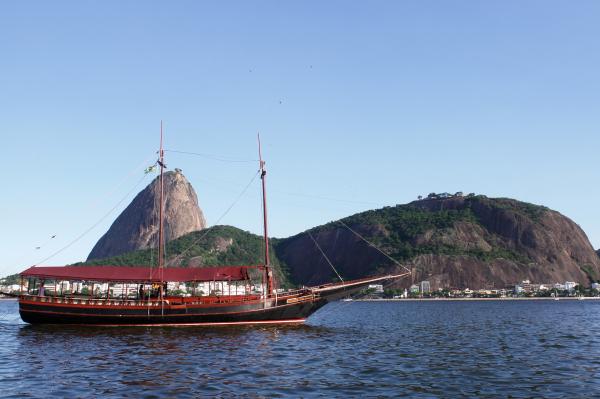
[19,298,330,326]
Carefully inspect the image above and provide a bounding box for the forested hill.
[77,225,290,288]
[274,195,600,289]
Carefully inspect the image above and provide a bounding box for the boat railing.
[276,288,310,298]
[19,294,265,307]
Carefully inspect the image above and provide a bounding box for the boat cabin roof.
[20,265,253,283]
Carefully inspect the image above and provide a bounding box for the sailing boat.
[17,127,408,326]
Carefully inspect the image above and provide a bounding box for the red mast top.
[258,134,273,296]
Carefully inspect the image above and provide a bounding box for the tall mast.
[158,121,165,300]
[258,134,273,296]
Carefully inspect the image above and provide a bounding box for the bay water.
[1,299,599,398]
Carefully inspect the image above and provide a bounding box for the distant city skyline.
[1,1,599,276]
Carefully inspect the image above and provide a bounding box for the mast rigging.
[158,121,166,300]
[258,134,273,297]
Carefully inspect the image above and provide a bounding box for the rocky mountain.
[82,187,600,290]
[274,195,600,289]
[87,170,206,260]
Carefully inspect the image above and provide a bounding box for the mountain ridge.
[79,194,600,289]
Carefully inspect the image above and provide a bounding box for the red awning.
[20,265,254,282]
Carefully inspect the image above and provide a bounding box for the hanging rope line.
[307,231,344,283]
[32,173,151,267]
[166,170,261,267]
[165,149,258,163]
[337,219,412,274]
[1,154,157,276]
[34,234,57,251]
[181,175,385,208]
[147,173,161,280]
[7,234,57,273]
[158,163,385,208]
[89,153,157,210]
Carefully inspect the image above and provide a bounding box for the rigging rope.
[164,149,258,163]
[166,170,261,267]
[88,154,157,210]
[32,173,151,267]
[306,231,344,283]
[161,171,385,209]
[337,220,412,274]
[1,153,157,276]
[148,175,160,280]
[7,234,57,273]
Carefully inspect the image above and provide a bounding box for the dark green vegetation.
[76,225,291,287]
[313,195,534,264]
[275,194,600,287]
[1,274,20,286]
[485,197,549,222]
[580,264,599,282]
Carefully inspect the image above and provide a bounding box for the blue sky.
[1,1,599,276]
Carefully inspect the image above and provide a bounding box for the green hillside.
[76,225,291,287]
[306,195,533,264]
[273,194,600,287]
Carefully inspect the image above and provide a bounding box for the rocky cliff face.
[87,170,206,260]
[275,196,600,289]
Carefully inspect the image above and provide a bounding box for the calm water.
[1,299,599,398]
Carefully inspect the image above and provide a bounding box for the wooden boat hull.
[18,274,407,326]
[19,297,328,326]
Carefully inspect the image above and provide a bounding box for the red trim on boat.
[19,297,314,318]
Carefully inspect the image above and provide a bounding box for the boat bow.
[309,272,411,301]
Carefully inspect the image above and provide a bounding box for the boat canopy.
[20,265,253,283]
